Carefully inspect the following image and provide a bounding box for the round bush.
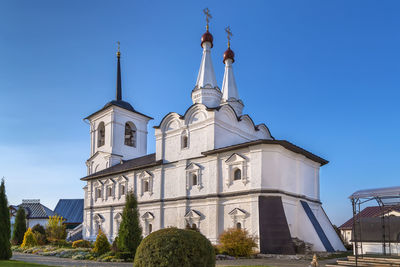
[133,228,215,267]
[218,228,257,257]
[92,229,110,255]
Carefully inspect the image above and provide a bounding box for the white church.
[81,16,345,254]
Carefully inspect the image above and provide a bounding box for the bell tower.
[85,44,153,175]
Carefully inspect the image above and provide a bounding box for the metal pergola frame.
[349,186,400,266]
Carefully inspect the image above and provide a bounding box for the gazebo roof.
[349,186,400,199]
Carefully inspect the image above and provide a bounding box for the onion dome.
[223,47,235,63]
[201,31,213,48]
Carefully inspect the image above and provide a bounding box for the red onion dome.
[201,31,213,48]
[223,47,235,63]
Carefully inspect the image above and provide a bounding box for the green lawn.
[0,261,54,267]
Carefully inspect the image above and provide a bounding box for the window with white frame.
[139,171,153,196]
[124,121,137,147]
[94,181,104,201]
[229,208,247,229]
[97,122,105,148]
[181,130,189,149]
[141,212,155,236]
[94,214,105,235]
[185,163,202,190]
[116,176,128,199]
[104,178,116,200]
[225,153,248,186]
[114,212,122,236]
[184,209,202,231]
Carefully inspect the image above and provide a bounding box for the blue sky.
[1,0,399,225]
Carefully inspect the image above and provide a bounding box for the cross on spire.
[225,26,233,48]
[116,41,121,57]
[203,8,212,31]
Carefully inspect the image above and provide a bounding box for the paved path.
[12,252,342,267]
[12,252,132,267]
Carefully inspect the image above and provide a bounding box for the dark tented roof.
[19,200,55,219]
[85,100,153,120]
[81,153,160,180]
[54,199,84,224]
[339,206,400,229]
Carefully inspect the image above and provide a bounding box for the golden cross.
[225,26,233,47]
[203,8,212,31]
[117,41,120,52]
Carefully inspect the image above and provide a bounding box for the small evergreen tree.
[0,178,12,259]
[92,229,110,255]
[117,190,142,257]
[12,207,26,245]
[21,228,38,248]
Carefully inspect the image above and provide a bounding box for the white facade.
[81,27,345,253]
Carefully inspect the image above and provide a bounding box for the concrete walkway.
[12,252,341,267]
[12,252,132,267]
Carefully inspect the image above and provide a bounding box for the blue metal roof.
[54,199,83,224]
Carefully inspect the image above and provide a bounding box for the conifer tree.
[117,190,142,257]
[12,206,26,245]
[0,178,12,259]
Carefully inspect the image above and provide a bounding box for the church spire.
[221,27,244,116]
[191,8,222,108]
[116,41,122,101]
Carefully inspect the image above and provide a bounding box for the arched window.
[234,169,241,181]
[181,131,188,149]
[192,174,197,186]
[236,222,242,230]
[148,224,153,234]
[192,223,197,230]
[97,122,105,147]
[144,180,149,192]
[124,122,137,147]
[107,187,112,197]
[120,185,125,195]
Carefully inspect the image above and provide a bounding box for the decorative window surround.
[139,171,153,196]
[225,153,248,186]
[104,178,116,200]
[141,212,155,236]
[185,163,203,190]
[116,176,128,199]
[94,180,104,202]
[181,130,189,149]
[228,208,248,229]
[184,209,202,229]
[94,213,105,235]
[114,212,122,235]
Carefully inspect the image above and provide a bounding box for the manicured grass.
[0,261,54,267]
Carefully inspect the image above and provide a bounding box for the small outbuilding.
[349,186,400,257]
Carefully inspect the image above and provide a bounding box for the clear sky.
[1,0,399,226]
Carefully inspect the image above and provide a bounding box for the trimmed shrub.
[72,239,92,248]
[0,178,12,259]
[133,227,215,267]
[92,229,110,255]
[12,207,26,245]
[32,224,47,245]
[111,236,119,253]
[21,228,38,248]
[218,228,257,257]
